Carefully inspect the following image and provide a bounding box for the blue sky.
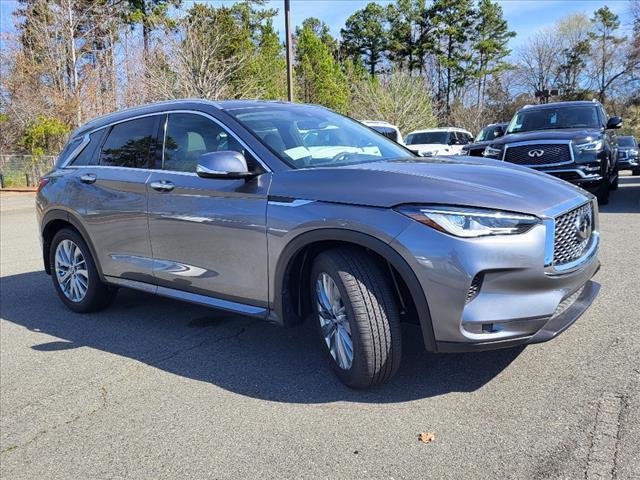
[0,0,634,50]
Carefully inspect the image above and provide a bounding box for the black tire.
[595,179,610,205]
[610,172,619,190]
[632,168,640,176]
[310,247,402,388]
[49,228,116,313]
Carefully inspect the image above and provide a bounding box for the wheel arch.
[273,228,437,351]
[41,209,104,280]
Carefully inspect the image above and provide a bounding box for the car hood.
[491,129,602,145]
[269,156,590,215]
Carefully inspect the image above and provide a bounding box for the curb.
[0,188,37,193]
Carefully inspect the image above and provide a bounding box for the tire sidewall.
[310,256,375,387]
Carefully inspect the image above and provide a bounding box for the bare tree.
[350,70,439,133]
[144,15,253,101]
[515,28,561,98]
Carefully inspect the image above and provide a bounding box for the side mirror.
[606,116,622,129]
[196,151,255,179]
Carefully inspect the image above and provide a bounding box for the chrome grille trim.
[553,202,593,265]
[543,198,599,275]
[502,139,574,168]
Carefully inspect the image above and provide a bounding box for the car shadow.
[0,271,524,403]
[599,174,640,214]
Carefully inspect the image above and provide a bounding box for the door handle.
[150,180,175,192]
[80,173,96,184]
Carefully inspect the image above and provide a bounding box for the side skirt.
[104,276,268,318]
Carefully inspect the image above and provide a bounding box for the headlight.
[629,149,638,155]
[576,140,603,152]
[483,146,502,158]
[396,205,540,238]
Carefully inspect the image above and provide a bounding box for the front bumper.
[617,157,639,170]
[436,278,600,352]
[390,197,600,352]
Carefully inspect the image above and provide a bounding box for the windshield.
[405,131,448,145]
[226,105,413,168]
[618,137,636,148]
[475,125,503,142]
[507,106,600,134]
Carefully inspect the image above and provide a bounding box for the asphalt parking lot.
[1,175,639,479]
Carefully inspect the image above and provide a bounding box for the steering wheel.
[331,151,353,164]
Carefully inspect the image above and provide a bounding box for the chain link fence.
[0,155,57,188]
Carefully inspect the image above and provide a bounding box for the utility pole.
[285,0,293,102]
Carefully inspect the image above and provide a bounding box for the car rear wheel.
[310,248,402,388]
[595,179,610,205]
[50,228,116,313]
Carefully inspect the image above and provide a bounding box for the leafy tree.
[471,0,515,107]
[555,13,592,99]
[386,0,424,73]
[341,2,388,76]
[590,6,626,102]
[20,115,70,155]
[249,19,287,100]
[423,0,476,113]
[126,0,181,58]
[296,22,350,112]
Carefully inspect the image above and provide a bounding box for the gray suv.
[37,100,601,388]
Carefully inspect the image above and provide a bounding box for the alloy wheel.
[54,239,89,302]
[316,272,353,370]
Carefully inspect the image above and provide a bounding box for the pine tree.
[341,2,388,76]
[472,0,515,107]
[296,23,350,112]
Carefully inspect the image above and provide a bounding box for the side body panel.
[146,172,271,306]
[64,166,154,282]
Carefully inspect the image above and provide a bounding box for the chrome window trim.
[60,135,91,167]
[60,109,272,173]
[542,198,599,275]
[502,139,574,168]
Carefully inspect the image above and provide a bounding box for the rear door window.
[99,116,160,168]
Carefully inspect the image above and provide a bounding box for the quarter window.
[71,130,106,166]
[163,113,256,172]
[99,116,160,168]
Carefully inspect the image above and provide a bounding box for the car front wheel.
[50,228,116,313]
[310,248,402,388]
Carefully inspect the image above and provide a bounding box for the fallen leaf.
[418,432,435,443]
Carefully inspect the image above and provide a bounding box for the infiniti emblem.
[575,209,593,241]
[528,149,545,158]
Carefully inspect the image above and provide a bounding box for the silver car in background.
[36,100,601,388]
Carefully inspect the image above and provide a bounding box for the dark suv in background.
[616,136,639,175]
[461,122,508,157]
[483,101,622,204]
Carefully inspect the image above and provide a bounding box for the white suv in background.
[405,128,473,156]
[361,120,404,144]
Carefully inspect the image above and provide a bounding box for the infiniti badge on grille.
[575,208,593,241]
[528,149,545,157]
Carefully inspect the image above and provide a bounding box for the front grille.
[553,202,594,266]
[504,143,571,166]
